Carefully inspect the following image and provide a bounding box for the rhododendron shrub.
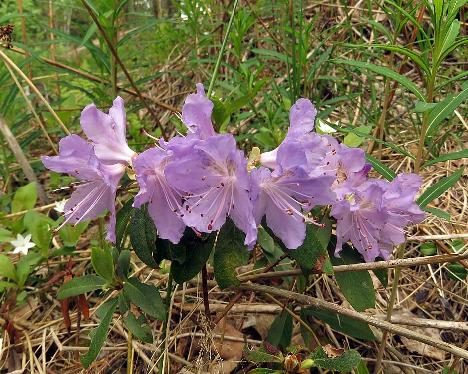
[44,85,425,367]
[43,84,424,262]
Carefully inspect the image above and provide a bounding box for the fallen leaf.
[393,310,446,360]
[213,319,244,361]
[323,344,344,358]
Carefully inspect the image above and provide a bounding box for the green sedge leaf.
[365,154,396,181]
[423,150,468,167]
[417,168,464,208]
[334,59,425,101]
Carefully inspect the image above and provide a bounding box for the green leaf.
[372,267,388,288]
[129,206,158,268]
[80,298,118,368]
[115,198,135,251]
[332,244,375,311]
[23,211,55,252]
[59,221,89,247]
[334,59,425,101]
[355,359,370,374]
[310,346,361,372]
[16,252,42,288]
[370,44,430,75]
[423,207,451,221]
[253,48,289,63]
[343,125,372,147]
[414,101,437,113]
[172,230,215,284]
[301,307,375,341]
[214,219,250,289]
[366,154,396,181]
[57,275,106,300]
[417,168,464,208]
[116,250,131,280]
[426,86,468,138]
[423,150,468,167]
[12,182,37,213]
[267,310,293,350]
[0,254,17,281]
[439,20,460,62]
[123,311,153,343]
[0,281,17,292]
[263,218,333,275]
[0,228,14,242]
[91,247,114,282]
[244,347,283,363]
[123,277,166,320]
[420,242,437,256]
[446,263,467,281]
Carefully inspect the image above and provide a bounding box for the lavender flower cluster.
[42,84,425,262]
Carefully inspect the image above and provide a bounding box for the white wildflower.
[54,199,68,213]
[10,233,35,255]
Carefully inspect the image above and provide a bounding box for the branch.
[237,283,468,360]
[238,251,468,282]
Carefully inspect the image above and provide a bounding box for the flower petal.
[80,98,134,165]
[182,83,215,139]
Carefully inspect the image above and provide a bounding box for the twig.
[80,0,168,140]
[3,63,57,154]
[0,116,48,203]
[4,45,179,113]
[375,245,404,373]
[238,251,468,281]
[0,49,70,135]
[201,264,211,320]
[408,233,468,241]
[237,283,468,359]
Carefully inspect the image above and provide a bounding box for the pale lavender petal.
[265,195,306,249]
[182,83,216,139]
[287,98,317,140]
[148,183,186,244]
[63,180,115,226]
[41,135,100,181]
[80,98,135,165]
[133,147,185,243]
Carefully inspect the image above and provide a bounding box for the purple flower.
[379,173,425,249]
[165,134,257,247]
[332,181,387,261]
[41,135,124,242]
[250,160,335,250]
[80,96,136,165]
[42,97,135,243]
[133,147,186,244]
[332,174,425,262]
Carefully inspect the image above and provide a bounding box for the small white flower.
[10,233,35,255]
[54,199,68,213]
[316,119,337,134]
